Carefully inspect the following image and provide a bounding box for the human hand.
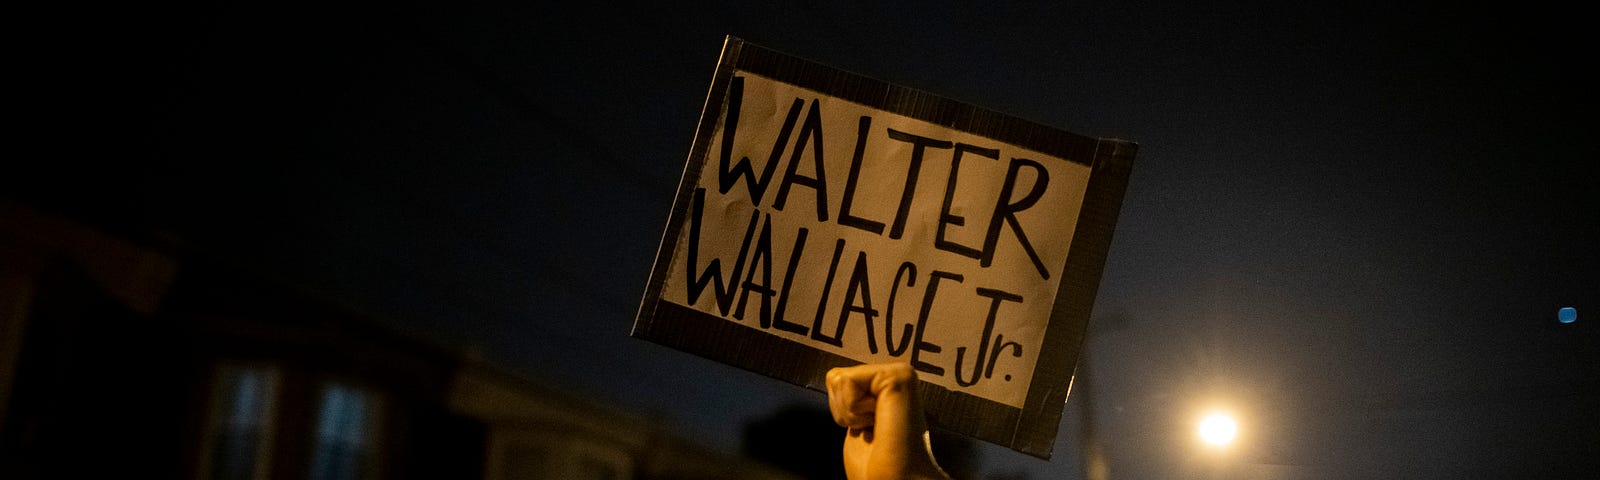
[825,363,953,480]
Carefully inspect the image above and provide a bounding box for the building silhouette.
[1,201,798,480]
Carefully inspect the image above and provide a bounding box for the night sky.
[15,1,1597,478]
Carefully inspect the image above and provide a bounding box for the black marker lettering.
[985,334,1023,381]
[717,77,799,204]
[954,288,1022,387]
[733,213,776,326]
[834,251,879,353]
[684,188,758,316]
[982,158,1050,280]
[910,270,962,377]
[884,262,917,357]
[771,227,811,335]
[838,115,886,235]
[809,239,848,347]
[935,143,997,259]
[771,99,830,222]
[885,129,953,239]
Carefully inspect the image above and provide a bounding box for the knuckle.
[886,362,915,381]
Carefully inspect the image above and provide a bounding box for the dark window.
[205,365,279,480]
[309,382,383,480]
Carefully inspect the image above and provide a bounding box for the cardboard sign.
[633,36,1135,459]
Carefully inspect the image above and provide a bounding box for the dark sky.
[15,1,1597,478]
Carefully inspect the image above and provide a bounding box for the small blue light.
[1558,307,1577,324]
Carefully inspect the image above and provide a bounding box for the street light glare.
[1198,413,1238,446]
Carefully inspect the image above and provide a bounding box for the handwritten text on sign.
[661,73,1090,407]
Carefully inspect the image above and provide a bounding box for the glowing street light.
[1198,412,1238,447]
